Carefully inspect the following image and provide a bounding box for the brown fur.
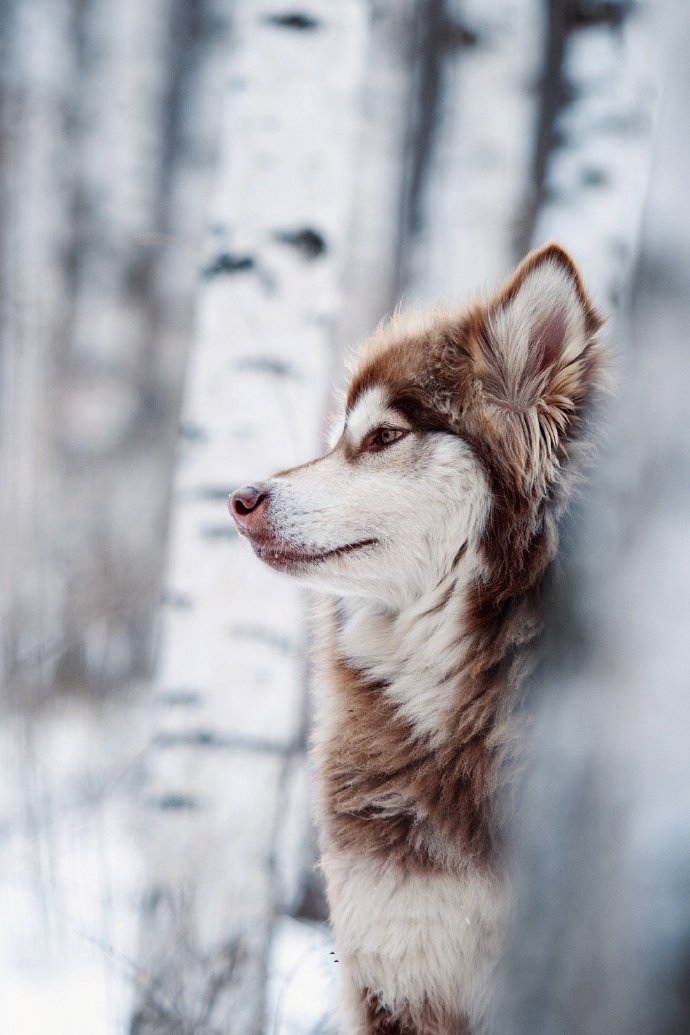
[362,989,471,1035]
[317,245,604,887]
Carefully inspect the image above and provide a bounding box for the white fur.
[257,384,499,1030]
[267,390,490,611]
[346,386,390,442]
[322,850,507,1033]
[267,386,498,1029]
[334,541,483,746]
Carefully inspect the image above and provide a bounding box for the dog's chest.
[322,849,506,1024]
[311,592,509,1026]
[311,587,503,872]
[328,590,469,744]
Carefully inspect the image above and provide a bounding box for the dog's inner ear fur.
[531,306,567,371]
[479,243,601,414]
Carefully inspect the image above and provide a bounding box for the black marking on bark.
[600,110,648,135]
[124,249,156,302]
[159,0,222,225]
[161,590,193,609]
[156,730,224,748]
[236,355,298,378]
[154,730,295,753]
[517,0,570,253]
[179,421,207,442]
[228,624,294,655]
[444,19,481,48]
[581,166,609,187]
[201,525,238,540]
[397,1,479,290]
[158,688,203,706]
[273,227,327,258]
[569,1,634,29]
[202,252,255,278]
[400,0,446,251]
[264,12,320,31]
[156,794,199,811]
[141,886,166,916]
[518,0,633,253]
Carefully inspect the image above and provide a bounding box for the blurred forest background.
[1,1,689,1033]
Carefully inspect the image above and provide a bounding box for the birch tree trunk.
[133,4,367,1031]
[0,0,232,700]
[402,0,544,303]
[0,3,234,1033]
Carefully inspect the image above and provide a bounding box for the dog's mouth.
[251,537,379,573]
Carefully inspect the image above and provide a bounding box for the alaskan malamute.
[230,244,604,1034]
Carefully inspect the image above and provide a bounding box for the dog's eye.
[363,427,408,452]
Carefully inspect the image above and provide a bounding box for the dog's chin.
[250,536,378,575]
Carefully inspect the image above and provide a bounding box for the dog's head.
[229,244,604,606]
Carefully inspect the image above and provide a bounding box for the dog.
[229,243,604,1034]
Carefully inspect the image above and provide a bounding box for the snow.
[0,702,146,1035]
[266,917,338,1035]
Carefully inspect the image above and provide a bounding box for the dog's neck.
[310,536,546,871]
[331,543,482,747]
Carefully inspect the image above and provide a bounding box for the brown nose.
[228,482,270,532]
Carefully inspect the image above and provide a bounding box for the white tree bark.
[530,0,659,307]
[334,0,417,357]
[134,4,368,1031]
[336,0,544,353]
[0,0,74,695]
[403,0,544,303]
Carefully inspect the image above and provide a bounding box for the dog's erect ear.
[464,243,605,494]
[475,243,603,416]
